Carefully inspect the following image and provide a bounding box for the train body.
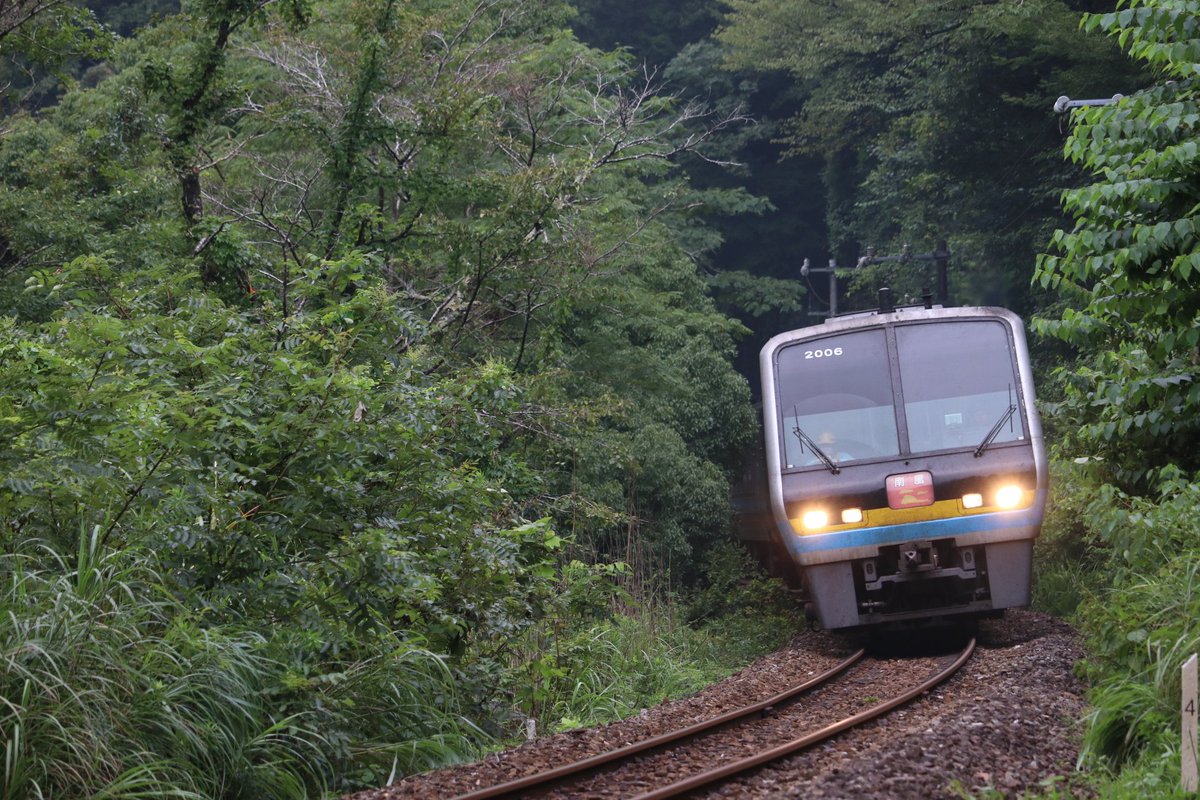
[740,305,1046,629]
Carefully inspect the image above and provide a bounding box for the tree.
[717,0,1144,313]
[1,0,757,594]
[660,39,810,371]
[570,0,722,69]
[140,0,310,227]
[1035,0,1200,488]
[0,0,112,115]
[0,0,110,58]
[0,0,763,789]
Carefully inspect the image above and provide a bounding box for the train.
[736,302,1047,629]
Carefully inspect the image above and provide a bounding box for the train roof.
[761,305,1024,354]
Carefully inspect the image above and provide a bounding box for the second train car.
[752,303,1047,629]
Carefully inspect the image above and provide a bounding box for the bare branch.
[0,0,65,44]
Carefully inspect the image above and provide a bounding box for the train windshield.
[896,320,1025,454]
[775,329,901,469]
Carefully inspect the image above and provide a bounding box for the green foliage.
[1035,0,1200,487]
[0,526,503,797]
[532,614,732,732]
[91,0,183,37]
[683,540,794,627]
[948,774,1087,800]
[1030,457,1200,794]
[717,0,1144,312]
[0,253,571,792]
[658,38,822,345]
[0,0,766,790]
[704,270,806,318]
[0,273,568,791]
[1031,460,1104,617]
[508,542,800,734]
[1066,476,1200,773]
[570,0,721,68]
[1,528,321,799]
[0,3,113,61]
[526,180,759,568]
[0,2,116,115]
[1029,4,1200,795]
[1,261,560,647]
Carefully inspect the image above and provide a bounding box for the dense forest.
[1,0,1198,796]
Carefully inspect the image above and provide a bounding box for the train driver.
[816,430,856,463]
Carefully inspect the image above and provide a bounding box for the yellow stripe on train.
[789,488,1035,536]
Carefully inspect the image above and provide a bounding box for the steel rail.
[448,647,867,800]
[631,636,977,800]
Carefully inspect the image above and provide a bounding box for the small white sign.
[1185,653,1198,793]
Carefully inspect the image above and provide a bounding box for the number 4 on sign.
[1185,653,1198,793]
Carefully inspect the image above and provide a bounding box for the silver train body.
[744,305,1047,629]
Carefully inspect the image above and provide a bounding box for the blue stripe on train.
[783,510,1041,554]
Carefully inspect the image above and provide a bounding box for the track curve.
[448,647,867,800]
[449,639,975,800]
[633,637,976,799]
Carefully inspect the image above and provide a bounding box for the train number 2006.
[804,347,844,359]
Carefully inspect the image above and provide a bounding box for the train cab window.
[896,321,1025,454]
[775,329,901,469]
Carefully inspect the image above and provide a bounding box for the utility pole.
[801,257,840,318]
[856,240,952,306]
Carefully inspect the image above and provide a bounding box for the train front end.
[760,306,1047,629]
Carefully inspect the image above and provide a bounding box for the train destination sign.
[886,471,934,509]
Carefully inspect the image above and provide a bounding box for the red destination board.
[886,471,935,509]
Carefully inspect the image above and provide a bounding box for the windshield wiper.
[974,404,1017,458]
[792,421,841,475]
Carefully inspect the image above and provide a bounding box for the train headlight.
[841,508,863,524]
[962,493,983,509]
[995,485,1024,509]
[801,510,829,530]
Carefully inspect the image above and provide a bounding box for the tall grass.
[1,526,324,799]
[302,637,491,790]
[1031,460,1103,618]
[0,521,804,795]
[533,614,727,731]
[1079,558,1200,768]
[0,526,500,797]
[1022,459,1200,797]
[1039,468,1200,797]
[510,542,802,735]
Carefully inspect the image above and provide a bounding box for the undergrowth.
[2,527,320,799]
[509,542,801,736]
[0,526,798,796]
[1034,461,1200,798]
[0,527,491,798]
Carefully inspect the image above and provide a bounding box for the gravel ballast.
[349,610,1088,799]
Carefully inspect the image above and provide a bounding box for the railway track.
[449,638,976,800]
